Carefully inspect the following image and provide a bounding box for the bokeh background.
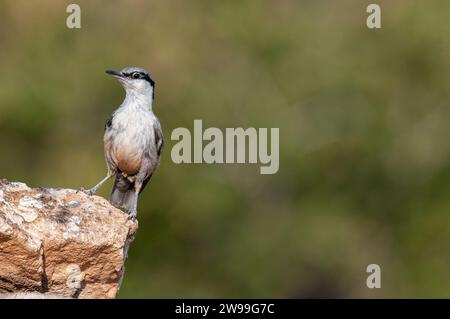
[1,0,450,298]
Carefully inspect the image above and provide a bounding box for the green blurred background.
[1,0,450,298]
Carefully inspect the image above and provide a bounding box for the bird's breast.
[105,110,156,175]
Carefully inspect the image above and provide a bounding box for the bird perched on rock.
[82,67,163,220]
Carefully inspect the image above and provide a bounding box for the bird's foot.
[77,187,95,196]
[127,209,137,221]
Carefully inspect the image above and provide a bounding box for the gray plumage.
[82,67,163,220]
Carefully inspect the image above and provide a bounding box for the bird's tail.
[110,173,136,212]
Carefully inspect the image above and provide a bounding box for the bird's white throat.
[121,88,153,111]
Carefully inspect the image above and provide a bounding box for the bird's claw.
[127,209,137,221]
[77,187,95,196]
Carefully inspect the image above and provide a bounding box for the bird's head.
[106,67,155,99]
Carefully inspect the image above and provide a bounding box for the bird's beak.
[105,69,124,79]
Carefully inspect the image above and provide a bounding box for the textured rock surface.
[0,179,138,298]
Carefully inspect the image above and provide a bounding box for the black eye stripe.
[126,72,139,78]
[125,72,145,79]
[122,71,155,91]
[143,74,155,87]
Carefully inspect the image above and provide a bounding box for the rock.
[0,179,138,299]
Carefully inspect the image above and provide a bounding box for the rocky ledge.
[0,179,137,298]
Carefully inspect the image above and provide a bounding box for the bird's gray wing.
[103,114,116,174]
[154,119,164,158]
[105,114,113,131]
[140,120,163,194]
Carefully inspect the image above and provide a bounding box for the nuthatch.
[82,67,163,220]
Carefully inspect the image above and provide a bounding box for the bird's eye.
[131,72,140,79]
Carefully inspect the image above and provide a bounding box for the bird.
[81,67,163,220]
